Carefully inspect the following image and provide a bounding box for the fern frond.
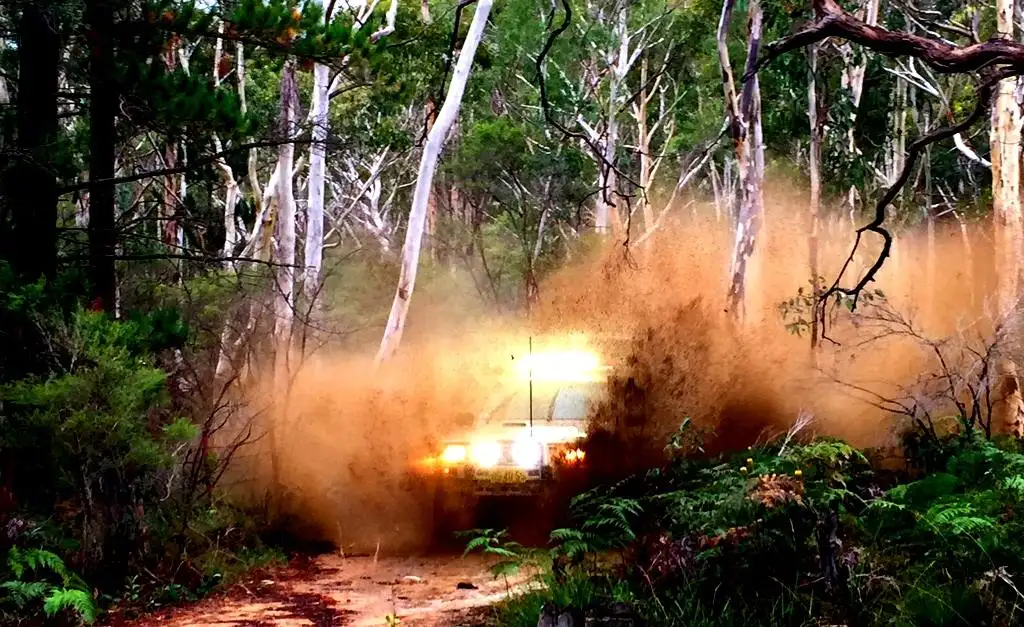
[484,546,520,558]
[0,581,49,607]
[8,547,69,582]
[489,560,522,578]
[924,503,996,536]
[43,588,97,624]
[463,536,493,556]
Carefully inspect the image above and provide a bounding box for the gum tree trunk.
[274,60,299,367]
[304,62,330,305]
[375,0,493,363]
[992,0,1024,436]
[719,0,765,322]
[808,43,822,350]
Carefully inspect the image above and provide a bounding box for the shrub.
[499,425,1024,626]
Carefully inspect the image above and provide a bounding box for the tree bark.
[720,0,765,322]
[808,43,822,350]
[375,0,494,363]
[214,24,241,264]
[87,0,118,314]
[992,0,1024,436]
[595,4,630,236]
[274,60,299,365]
[839,0,881,217]
[304,63,330,306]
[163,38,180,249]
[636,57,655,230]
[761,0,1024,74]
[424,97,439,259]
[5,3,60,282]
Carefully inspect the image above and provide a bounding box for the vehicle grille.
[496,440,516,466]
[490,440,548,469]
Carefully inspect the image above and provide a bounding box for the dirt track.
[110,552,535,627]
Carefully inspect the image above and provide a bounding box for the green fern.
[550,528,609,558]
[43,588,97,623]
[584,498,642,539]
[923,503,995,536]
[1,547,96,624]
[7,547,68,582]
[0,581,49,607]
[786,440,868,469]
[1002,475,1024,495]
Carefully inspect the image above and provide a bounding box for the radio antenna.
[528,335,534,435]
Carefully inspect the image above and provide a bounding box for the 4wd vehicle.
[418,346,611,541]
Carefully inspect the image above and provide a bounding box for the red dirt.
[105,553,534,627]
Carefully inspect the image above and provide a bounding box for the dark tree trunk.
[4,4,60,282]
[87,0,118,314]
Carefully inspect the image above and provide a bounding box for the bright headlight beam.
[516,349,604,382]
[470,441,501,468]
[511,438,542,469]
[441,444,467,464]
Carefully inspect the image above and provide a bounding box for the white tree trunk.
[304,63,330,305]
[274,60,299,369]
[719,0,764,322]
[992,0,1024,436]
[595,4,630,235]
[375,0,493,363]
[840,0,881,214]
[635,58,654,230]
[213,24,241,264]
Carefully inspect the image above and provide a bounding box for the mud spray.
[228,181,1002,553]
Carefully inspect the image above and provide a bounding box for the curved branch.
[752,0,1024,82]
[814,72,1003,337]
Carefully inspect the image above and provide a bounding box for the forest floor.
[107,552,534,627]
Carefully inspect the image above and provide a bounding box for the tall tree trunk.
[214,25,241,264]
[163,38,180,250]
[304,63,330,307]
[6,4,60,282]
[268,59,299,503]
[992,0,1024,436]
[87,0,117,314]
[424,97,439,259]
[923,105,936,323]
[595,3,630,236]
[375,0,493,363]
[808,43,821,350]
[274,60,299,366]
[719,0,765,322]
[840,0,881,218]
[636,57,655,230]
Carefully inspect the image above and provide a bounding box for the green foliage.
[507,431,1024,626]
[1,547,97,624]
[460,528,540,581]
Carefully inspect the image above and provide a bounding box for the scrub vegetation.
[6,0,1024,624]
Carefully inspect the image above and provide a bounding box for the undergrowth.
[0,278,287,624]
[482,421,1024,626]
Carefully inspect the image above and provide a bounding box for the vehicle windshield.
[550,386,593,421]
[481,383,599,425]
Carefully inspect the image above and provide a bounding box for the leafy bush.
[0,299,273,622]
[496,424,1024,626]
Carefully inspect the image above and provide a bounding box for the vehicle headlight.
[440,444,467,464]
[470,441,501,468]
[511,438,542,469]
